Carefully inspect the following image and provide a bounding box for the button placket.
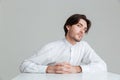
[70,47,74,64]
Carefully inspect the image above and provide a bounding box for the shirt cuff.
[80,65,90,72]
[38,65,48,73]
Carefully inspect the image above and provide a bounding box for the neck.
[65,35,76,45]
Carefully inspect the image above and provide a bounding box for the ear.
[66,25,70,31]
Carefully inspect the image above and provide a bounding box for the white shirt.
[20,38,107,73]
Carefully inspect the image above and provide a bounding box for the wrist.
[75,66,82,73]
[46,66,55,73]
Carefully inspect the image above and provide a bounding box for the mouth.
[78,33,83,38]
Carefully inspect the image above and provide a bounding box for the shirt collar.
[63,38,78,47]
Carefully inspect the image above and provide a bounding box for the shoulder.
[41,39,65,49]
[77,40,93,49]
[78,40,89,46]
[78,41,95,52]
[36,39,65,55]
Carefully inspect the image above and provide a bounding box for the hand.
[46,62,82,74]
[55,62,82,74]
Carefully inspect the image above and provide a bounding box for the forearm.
[20,61,47,73]
[80,62,107,72]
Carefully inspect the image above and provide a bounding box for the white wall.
[0,0,120,80]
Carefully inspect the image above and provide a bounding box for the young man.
[20,14,107,74]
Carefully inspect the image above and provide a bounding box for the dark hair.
[64,14,91,36]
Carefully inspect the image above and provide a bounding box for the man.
[20,14,107,74]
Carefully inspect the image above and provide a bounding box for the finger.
[62,66,77,73]
[63,64,71,69]
[55,70,71,74]
[55,65,63,71]
[62,67,71,72]
[55,62,66,66]
[55,66,69,72]
[55,70,63,74]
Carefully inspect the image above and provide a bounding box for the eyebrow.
[78,22,87,28]
[78,23,83,26]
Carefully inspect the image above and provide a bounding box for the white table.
[12,72,120,80]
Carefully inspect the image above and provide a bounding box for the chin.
[75,39,81,42]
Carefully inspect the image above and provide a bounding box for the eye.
[77,24,82,28]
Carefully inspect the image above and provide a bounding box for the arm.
[20,60,48,73]
[19,44,53,73]
[80,42,107,72]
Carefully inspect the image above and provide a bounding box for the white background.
[0,0,120,80]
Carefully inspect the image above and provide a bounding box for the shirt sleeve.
[19,44,53,73]
[80,42,107,73]
[20,60,48,73]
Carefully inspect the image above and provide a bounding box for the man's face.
[66,19,87,43]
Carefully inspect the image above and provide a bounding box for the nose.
[80,28,85,34]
